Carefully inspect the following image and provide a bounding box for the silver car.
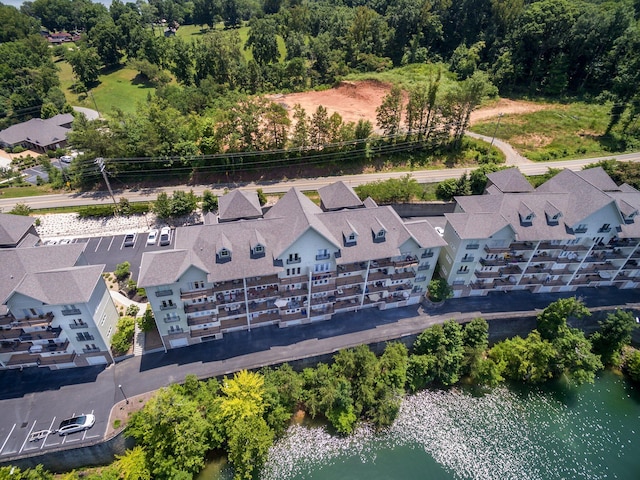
[57,414,95,436]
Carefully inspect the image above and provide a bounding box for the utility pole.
[489,112,504,148]
[95,157,118,213]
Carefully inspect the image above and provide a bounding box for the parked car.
[59,155,73,164]
[123,232,137,247]
[159,227,171,246]
[146,229,159,246]
[57,414,95,436]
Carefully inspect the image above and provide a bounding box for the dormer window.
[373,219,387,243]
[377,230,385,238]
[254,244,264,253]
[348,233,356,242]
[220,248,230,257]
[217,247,232,263]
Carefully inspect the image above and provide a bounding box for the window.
[316,248,330,260]
[76,332,94,341]
[314,263,330,273]
[287,253,301,264]
[219,248,230,257]
[254,244,264,253]
[599,223,611,233]
[377,230,385,238]
[348,233,356,242]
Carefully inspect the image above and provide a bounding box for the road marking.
[41,417,56,449]
[19,421,36,454]
[0,424,16,454]
[107,236,114,251]
[94,237,103,252]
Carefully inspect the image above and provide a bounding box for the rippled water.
[199,371,640,480]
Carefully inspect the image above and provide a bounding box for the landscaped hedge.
[77,202,151,218]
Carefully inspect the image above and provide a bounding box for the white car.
[146,229,159,245]
[57,414,95,436]
[159,227,171,246]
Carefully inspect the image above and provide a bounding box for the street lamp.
[118,384,129,404]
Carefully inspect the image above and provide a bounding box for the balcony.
[334,298,360,311]
[159,304,177,311]
[280,275,308,285]
[456,268,471,275]
[247,286,279,300]
[287,257,301,264]
[60,308,81,316]
[367,271,389,282]
[167,327,184,335]
[335,286,361,298]
[573,226,588,234]
[393,256,418,268]
[82,345,101,353]
[336,275,364,287]
[220,317,248,330]
[524,265,553,275]
[484,245,510,254]
[18,327,62,342]
[251,312,281,325]
[184,301,216,314]
[538,242,564,250]
[474,270,501,278]
[309,282,336,293]
[0,339,30,353]
[155,289,173,297]
[417,263,431,271]
[391,271,415,281]
[466,244,480,250]
[500,265,522,275]
[421,251,434,259]
[187,314,218,326]
[245,274,279,287]
[218,305,246,319]
[480,257,508,267]
[555,256,581,264]
[598,226,612,233]
[371,258,393,268]
[316,253,331,260]
[510,241,536,251]
[190,326,221,338]
[180,287,214,300]
[337,263,367,274]
[280,285,308,297]
[461,256,475,263]
[0,312,54,328]
[69,320,89,329]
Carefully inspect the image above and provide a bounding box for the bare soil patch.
[510,133,554,148]
[469,98,551,124]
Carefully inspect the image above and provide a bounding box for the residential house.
[438,167,640,296]
[0,113,74,153]
[0,213,40,248]
[138,181,445,350]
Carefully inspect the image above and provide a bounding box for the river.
[199,370,640,480]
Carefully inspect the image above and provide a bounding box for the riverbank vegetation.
[4,298,636,480]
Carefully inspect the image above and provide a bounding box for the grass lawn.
[470,102,618,161]
[344,63,458,90]
[58,59,156,115]
[0,185,59,199]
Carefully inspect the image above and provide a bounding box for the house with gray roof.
[439,167,640,297]
[138,182,445,350]
[0,113,74,153]
[0,240,119,370]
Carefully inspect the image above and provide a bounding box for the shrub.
[201,189,218,213]
[427,278,453,302]
[111,316,136,356]
[9,203,32,216]
[114,262,131,281]
[126,304,140,317]
[137,306,156,332]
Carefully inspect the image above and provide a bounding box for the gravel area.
[34,212,203,240]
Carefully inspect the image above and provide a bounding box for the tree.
[114,261,131,281]
[406,354,437,392]
[8,203,32,216]
[246,17,279,66]
[537,297,590,341]
[88,17,123,67]
[591,310,638,366]
[291,104,310,149]
[427,278,453,302]
[489,332,555,383]
[227,415,274,480]
[137,306,156,332]
[215,370,266,426]
[111,316,136,356]
[413,320,465,386]
[169,190,198,218]
[553,326,602,384]
[153,192,171,219]
[310,105,330,148]
[626,350,640,382]
[114,446,151,480]
[256,188,267,206]
[201,189,218,213]
[376,85,403,137]
[66,47,102,88]
[332,345,379,418]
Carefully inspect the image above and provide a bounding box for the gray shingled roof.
[404,220,448,249]
[0,213,35,247]
[0,113,73,148]
[444,212,512,239]
[12,265,105,305]
[318,181,363,211]
[486,168,534,193]
[0,244,85,304]
[218,190,262,222]
[139,183,442,286]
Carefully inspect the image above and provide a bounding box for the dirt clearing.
[268,81,551,128]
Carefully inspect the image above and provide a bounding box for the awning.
[368,293,380,302]
[274,299,288,308]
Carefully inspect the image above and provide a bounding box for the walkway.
[465,131,532,166]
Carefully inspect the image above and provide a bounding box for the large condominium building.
[138,182,446,350]
[0,214,119,370]
[438,167,640,297]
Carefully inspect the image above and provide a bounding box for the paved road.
[0,286,638,464]
[2,151,640,211]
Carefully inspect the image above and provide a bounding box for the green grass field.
[344,63,458,90]
[470,102,616,161]
[58,58,155,115]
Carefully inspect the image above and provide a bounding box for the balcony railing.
[180,287,214,299]
[573,227,588,234]
[69,321,89,329]
[160,304,177,311]
[187,314,218,326]
[461,256,475,263]
[60,308,81,316]
[287,257,301,264]
[184,301,216,314]
[421,251,434,258]
[315,253,331,260]
[466,244,480,250]
[155,289,173,297]
[484,245,510,254]
[1,312,54,328]
[418,263,431,271]
[598,226,612,233]
[82,345,101,353]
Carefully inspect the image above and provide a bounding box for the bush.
[9,203,32,216]
[126,304,140,317]
[114,262,131,281]
[137,306,156,332]
[201,189,218,213]
[354,174,423,204]
[427,278,453,302]
[111,316,136,356]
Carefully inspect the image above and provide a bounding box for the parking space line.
[19,421,36,454]
[0,424,16,454]
[41,417,56,449]
[94,237,103,252]
[107,236,114,251]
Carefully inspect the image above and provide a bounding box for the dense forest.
[1,0,640,188]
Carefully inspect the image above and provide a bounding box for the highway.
[1,145,639,211]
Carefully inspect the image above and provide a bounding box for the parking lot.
[0,409,102,458]
[45,230,174,279]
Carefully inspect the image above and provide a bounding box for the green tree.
[153,192,172,219]
[332,345,379,418]
[553,327,602,384]
[227,415,274,480]
[413,320,465,386]
[114,261,131,281]
[427,278,453,302]
[246,17,279,66]
[626,350,640,382]
[406,354,437,392]
[114,446,151,480]
[376,84,403,137]
[489,332,555,383]
[537,297,590,341]
[111,316,136,356]
[169,190,198,218]
[66,46,102,88]
[137,306,156,332]
[201,189,218,213]
[8,203,32,216]
[591,310,638,366]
